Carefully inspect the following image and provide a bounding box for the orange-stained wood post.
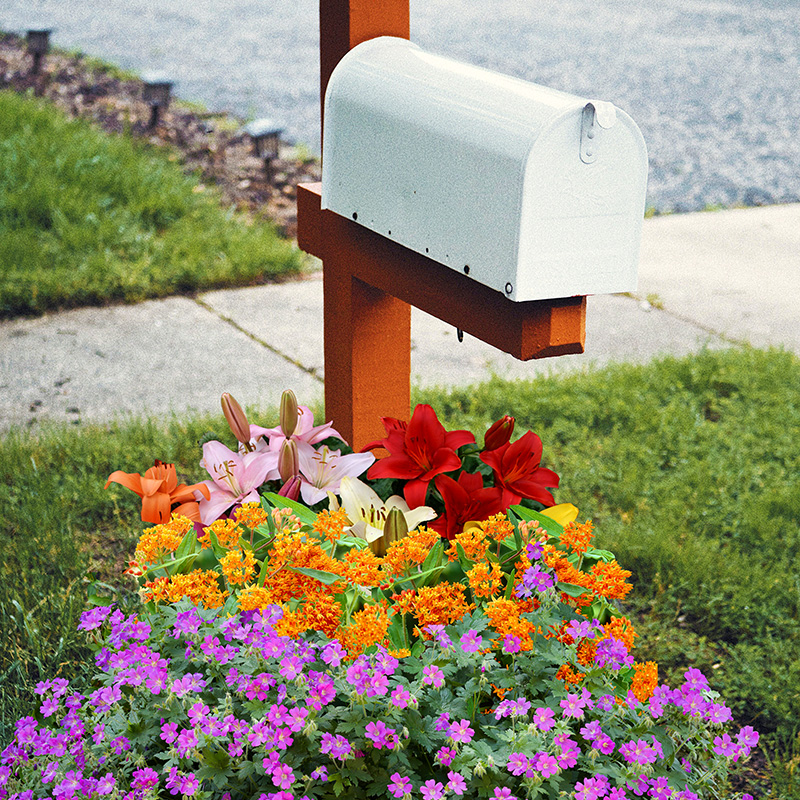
[299,0,586,451]
[316,0,412,450]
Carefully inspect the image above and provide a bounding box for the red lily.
[479,430,560,507]
[483,415,515,451]
[430,472,504,540]
[105,460,210,524]
[364,404,475,508]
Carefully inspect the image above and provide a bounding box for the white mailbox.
[321,37,648,302]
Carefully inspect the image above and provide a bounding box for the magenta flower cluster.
[0,591,759,800]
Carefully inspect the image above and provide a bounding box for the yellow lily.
[540,503,580,526]
[336,476,436,548]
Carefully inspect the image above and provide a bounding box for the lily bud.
[369,535,387,558]
[280,389,299,439]
[483,415,515,451]
[383,506,409,547]
[277,474,301,500]
[221,392,251,446]
[278,438,299,483]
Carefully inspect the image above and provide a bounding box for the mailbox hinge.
[580,101,617,164]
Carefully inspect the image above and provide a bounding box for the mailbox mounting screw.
[505,282,513,295]
[463,265,470,275]
[352,212,358,220]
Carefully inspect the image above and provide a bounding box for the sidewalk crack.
[193,297,323,384]
[621,293,748,347]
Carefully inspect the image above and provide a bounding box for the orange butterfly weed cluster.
[130,503,637,668]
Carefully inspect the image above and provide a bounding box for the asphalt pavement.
[2,203,799,432]
[3,0,800,212]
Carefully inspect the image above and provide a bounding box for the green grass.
[0,90,302,318]
[2,347,798,795]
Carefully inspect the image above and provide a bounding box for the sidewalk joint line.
[622,294,750,347]
[193,297,324,384]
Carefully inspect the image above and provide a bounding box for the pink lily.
[297,445,375,506]
[196,440,279,524]
[250,405,344,453]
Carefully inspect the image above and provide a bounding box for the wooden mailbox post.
[296,0,586,451]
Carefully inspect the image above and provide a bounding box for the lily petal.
[104,470,144,495]
[140,491,172,525]
[541,503,579,526]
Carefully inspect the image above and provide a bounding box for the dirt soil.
[0,32,321,239]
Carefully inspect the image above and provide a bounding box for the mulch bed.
[0,31,321,239]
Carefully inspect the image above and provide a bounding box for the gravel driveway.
[3,0,799,212]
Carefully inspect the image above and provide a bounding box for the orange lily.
[105,460,210,524]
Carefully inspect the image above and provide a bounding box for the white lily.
[297,445,375,506]
[337,476,436,544]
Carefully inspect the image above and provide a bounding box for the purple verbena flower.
[594,636,633,669]
[532,706,556,731]
[459,630,483,653]
[422,665,444,688]
[388,773,412,799]
[421,779,445,800]
[435,746,455,766]
[365,720,396,750]
[78,606,113,632]
[507,752,529,776]
[447,771,466,796]
[449,719,474,744]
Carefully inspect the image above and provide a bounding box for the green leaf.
[335,536,368,554]
[253,522,274,540]
[455,542,475,572]
[507,507,523,550]
[509,504,564,536]
[289,566,343,585]
[85,580,117,606]
[584,547,616,562]
[256,556,271,587]
[392,566,444,588]
[387,614,408,652]
[422,539,444,571]
[144,552,198,577]
[262,492,318,526]
[175,527,199,560]
[199,529,226,559]
[200,744,230,770]
[556,581,589,598]
[259,497,278,532]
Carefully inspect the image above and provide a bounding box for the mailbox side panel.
[321,38,568,297]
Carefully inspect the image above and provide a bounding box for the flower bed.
[0,393,758,800]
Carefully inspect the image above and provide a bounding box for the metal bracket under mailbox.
[580,101,617,164]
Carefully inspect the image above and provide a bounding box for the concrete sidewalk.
[2,203,799,432]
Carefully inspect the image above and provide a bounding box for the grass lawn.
[1,346,798,796]
[0,90,302,318]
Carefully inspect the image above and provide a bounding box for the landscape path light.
[141,71,174,130]
[243,118,284,184]
[26,28,52,74]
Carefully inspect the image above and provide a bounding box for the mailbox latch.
[580,101,617,164]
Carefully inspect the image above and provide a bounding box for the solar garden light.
[26,28,52,75]
[141,71,174,130]
[243,118,284,184]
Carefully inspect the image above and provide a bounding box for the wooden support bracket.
[298,182,586,362]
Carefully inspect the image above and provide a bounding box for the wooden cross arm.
[297,182,586,361]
